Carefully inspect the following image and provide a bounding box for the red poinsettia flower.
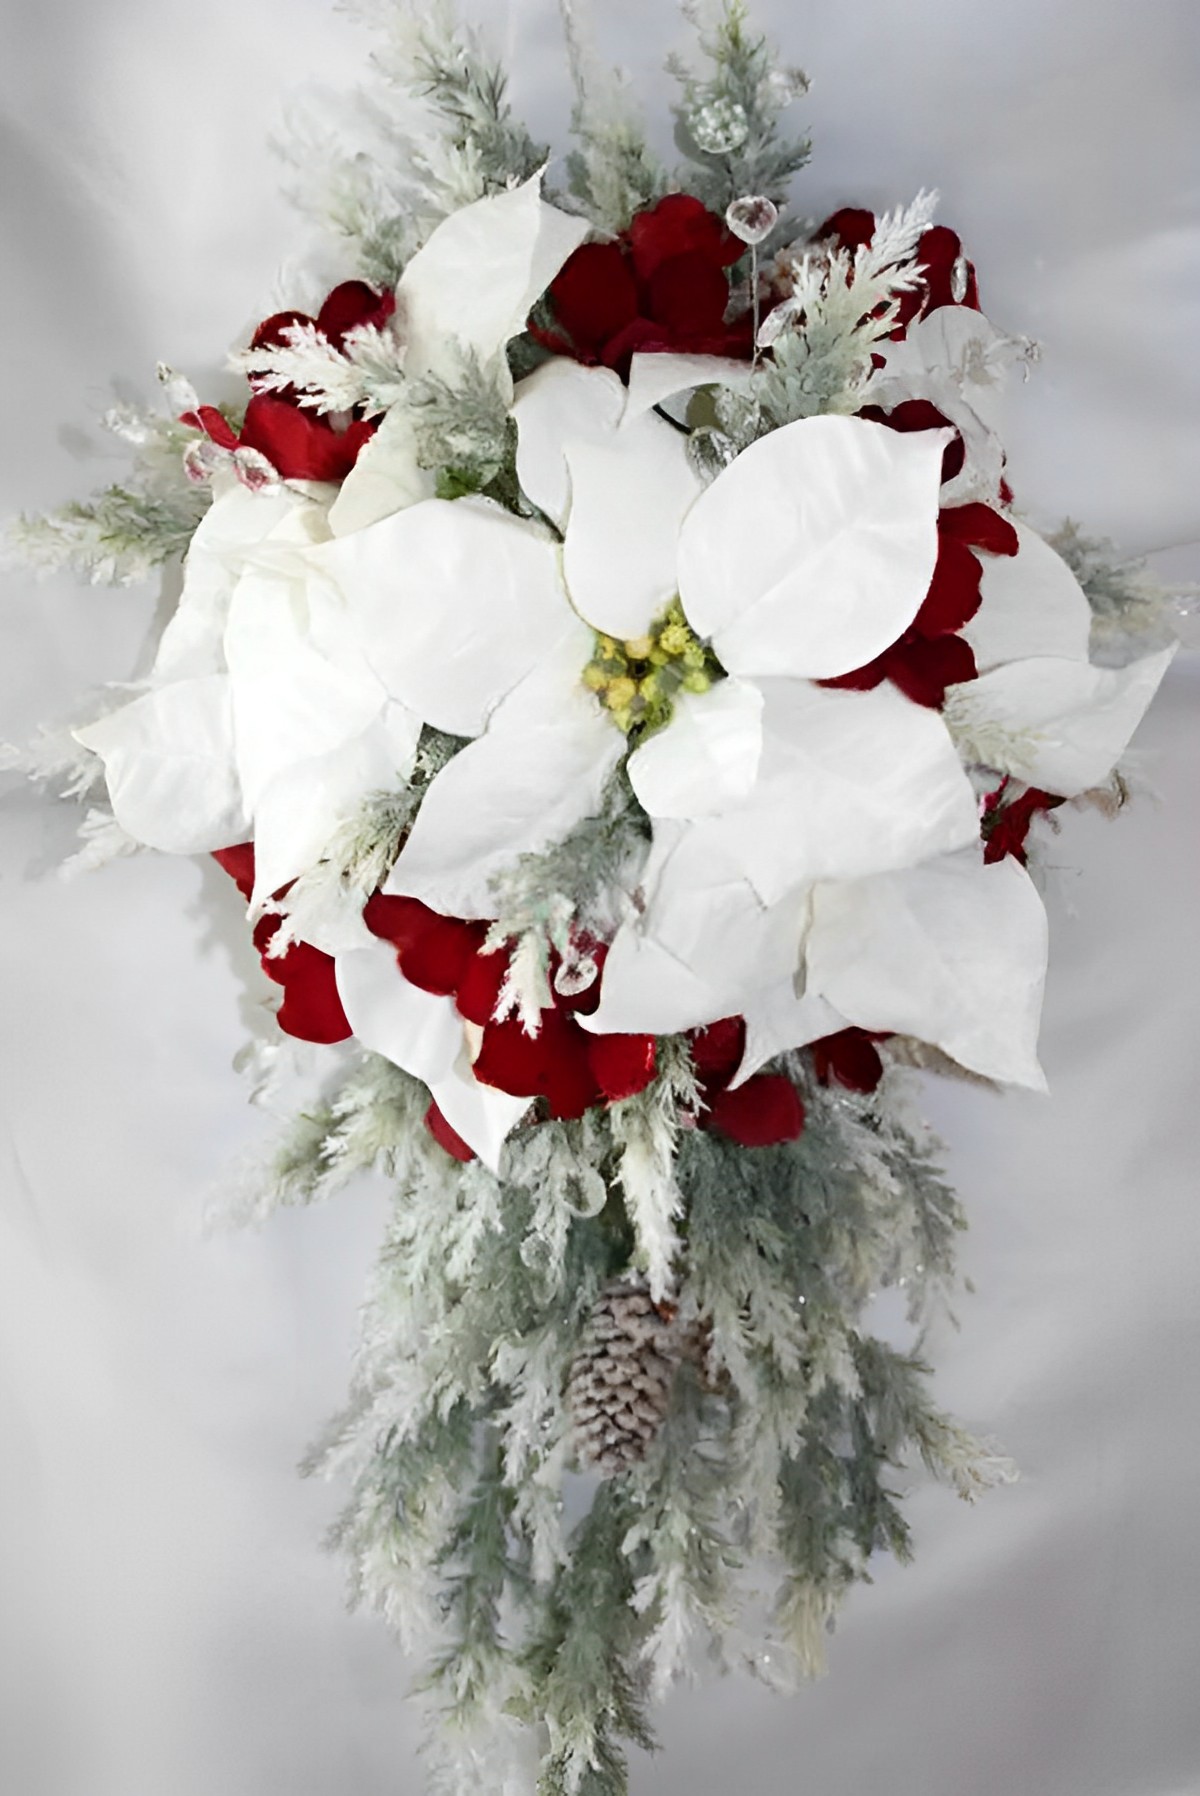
[981,782,1065,865]
[362,894,659,1154]
[182,280,393,482]
[814,207,981,332]
[688,1017,806,1148]
[535,193,753,378]
[822,493,1019,709]
[212,845,352,1044]
[810,1027,891,1094]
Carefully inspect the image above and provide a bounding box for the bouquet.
[4,3,1180,1791]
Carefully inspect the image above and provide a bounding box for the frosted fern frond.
[406,346,515,495]
[1049,518,1179,661]
[232,320,408,419]
[273,104,416,288]
[558,0,668,232]
[5,410,209,587]
[59,808,141,879]
[265,728,464,954]
[0,722,105,799]
[719,191,940,451]
[3,405,208,587]
[609,1037,701,1302]
[941,686,1046,781]
[670,0,811,216]
[486,770,652,971]
[344,0,548,220]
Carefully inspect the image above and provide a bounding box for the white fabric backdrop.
[1,2,1198,1792]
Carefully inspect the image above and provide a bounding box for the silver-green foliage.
[4,406,209,587]
[670,0,811,217]
[558,0,669,233]
[239,1043,1011,1796]
[1049,518,1179,663]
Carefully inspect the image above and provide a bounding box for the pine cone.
[567,1281,681,1476]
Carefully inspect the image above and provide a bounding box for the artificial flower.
[534,192,753,375]
[815,206,981,325]
[75,470,423,922]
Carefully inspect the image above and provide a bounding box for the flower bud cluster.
[582,600,722,736]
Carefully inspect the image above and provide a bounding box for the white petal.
[562,408,702,638]
[963,521,1094,670]
[949,647,1175,794]
[155,480,322,680]
[335,939,528,1169]
[513,360,626,531]
[74,675,246,854]
[224,565,386,813]
[582,821,810,1038]
[624,352,755,422]
[386,639,624,919]
[398,175,590,383]
[868,308,1020,505]
[805,851,1049,1089]
[327,403,435,537]
[679,679,979,904]
[678,414,948,679]
[627,678,763,819]
[249,701,422,912]
[312,497,568,737]
[734,988,847,1088]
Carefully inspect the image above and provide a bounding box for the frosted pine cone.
[567,1281,682,1476]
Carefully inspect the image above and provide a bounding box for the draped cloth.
[0,1,1197,1790]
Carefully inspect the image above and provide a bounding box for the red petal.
[455,945,511,1027]
[813,207,876,251]
[811,1028,885,1093]
[688,1017,747,1090]
[916,225,980,312]
[250,308,315,351]
[647,251,732,340]
[629,193,743,281]
[271,940,352,1043]
[363,892,438,948]
[181,405,240,451]
[937,502,1018,557]
[212,843,256,900]
[315,280,395,346]
[819,656,889,694]
[914,535,983,637]
[473,1012,601,1120]
[983,788,1065,865]
[361,893,485,996]
[587,1032,658,1103]
[599,314,683,375]
[884,634,978,709]
[239,394,363,483]
[425,1100,476,1163]
[859,401,965,484]
[704,1074,805,1147]
[402,917,487,996]
[547,242,640,358]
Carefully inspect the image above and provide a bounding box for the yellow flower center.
[582,600,723,738]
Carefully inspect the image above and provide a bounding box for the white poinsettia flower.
[326,172,592,537]
[76,473,423,931]
[950,519,1176,795]
[314,361,975,927]
[864,307,1035,505]
[313,357,710,921]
